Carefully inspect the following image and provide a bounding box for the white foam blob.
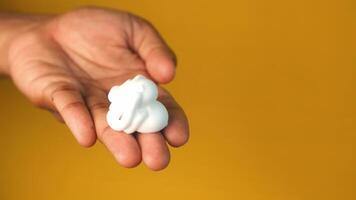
[106,75,169,134]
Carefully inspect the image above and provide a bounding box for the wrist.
[0,12,51,76]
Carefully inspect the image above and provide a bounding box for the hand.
[6,7,189,170]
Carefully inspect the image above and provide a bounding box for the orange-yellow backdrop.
[0,0,355,199]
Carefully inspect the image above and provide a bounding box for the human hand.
[6,7,189,170]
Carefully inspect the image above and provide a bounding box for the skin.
[0,7,189,171]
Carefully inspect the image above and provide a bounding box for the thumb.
[132,18,177,84]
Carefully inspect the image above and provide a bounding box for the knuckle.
[60,101,84,113]
[86,95,109,112]
[90,102,108,111]
[42,81,78,102]
[97,126,111,142]
[49,84,78,99]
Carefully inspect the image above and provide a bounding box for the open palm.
[8,7,189,170]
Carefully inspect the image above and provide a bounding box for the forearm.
[0,12,48,76]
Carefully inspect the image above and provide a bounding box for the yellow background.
[0,0,355,199]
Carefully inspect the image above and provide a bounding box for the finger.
[86,92,142,168]
[136,132,170,171]
[159,89,190,147]
[49,84,97,147]
[45,84,96,147]
[132,17,177,84]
